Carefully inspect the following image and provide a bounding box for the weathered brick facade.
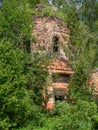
[31,16,74,110]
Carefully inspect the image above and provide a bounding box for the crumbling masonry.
[30,16,74,110]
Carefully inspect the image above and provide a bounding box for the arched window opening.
[53,36,59,53]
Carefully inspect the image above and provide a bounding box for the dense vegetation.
[0,0,98,130]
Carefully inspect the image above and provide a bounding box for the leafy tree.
[82,0,98,30]
[0,39,33,130]
[0,40,49,130]
[0,1,50,129]
[0,0,32,45]
[65,9,98,101]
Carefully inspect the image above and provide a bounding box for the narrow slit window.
[53,36,59,53]
[24,39,31,53]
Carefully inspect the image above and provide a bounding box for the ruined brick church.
[31,14,74,109]
[24,3,98,110]
[36,17,74,108]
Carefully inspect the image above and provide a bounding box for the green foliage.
[20,100,97,130]
[0,0,98,130]
[0,0,32,44]
[61,1,98,101]
[31,3,66,22]
[0,1,50,129]
[82,0,98,31]
[28,0,46,7]
[0,40,49,130]
[25,52,49,106]
[69,25,97,71]
[61,2,98,129]
[52,100,98,130]
[43,5,66,20]
[0,39,33,130]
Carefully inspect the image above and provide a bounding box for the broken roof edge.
[32,3,67,24]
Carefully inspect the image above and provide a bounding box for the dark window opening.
[24,39,31,53]
[55,95,64,101]
[54,89,66,102]
[52,74,70,83]
[53,36,59,53]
